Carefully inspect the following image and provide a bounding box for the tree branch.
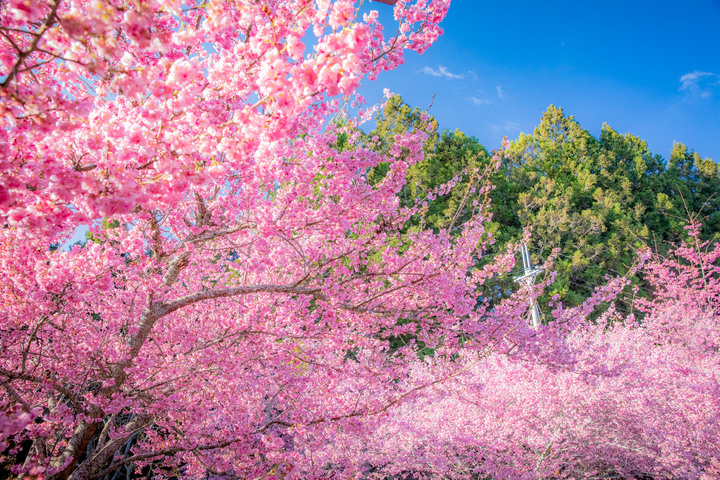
[160,284,323,317]
[1,0,63,89]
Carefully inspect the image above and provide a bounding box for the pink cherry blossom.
[1,2,716,480]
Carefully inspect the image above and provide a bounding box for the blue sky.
[358,0,720,162]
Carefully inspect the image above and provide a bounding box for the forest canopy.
[367,97,720,309]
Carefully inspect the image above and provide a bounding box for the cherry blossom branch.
[1,0,62,89]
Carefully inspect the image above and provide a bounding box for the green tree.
[365,95,439,188]
[659,142,720,242]
[367,99,720,317]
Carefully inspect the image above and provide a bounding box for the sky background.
[357,0,720,162]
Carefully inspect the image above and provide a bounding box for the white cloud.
[496,85,505,99]
[468,96,491,106]
[421,65,465,80]
[679,71,720,98]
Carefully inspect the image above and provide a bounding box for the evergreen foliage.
[370,99,720,311]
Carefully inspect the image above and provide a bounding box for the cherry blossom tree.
[0,0,450,233]
[3,1,718,479]
[316,228,720,480]
[0,1,529,479]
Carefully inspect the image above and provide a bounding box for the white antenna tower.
[515,244,543,328]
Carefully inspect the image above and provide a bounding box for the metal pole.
[516,244,543,328]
